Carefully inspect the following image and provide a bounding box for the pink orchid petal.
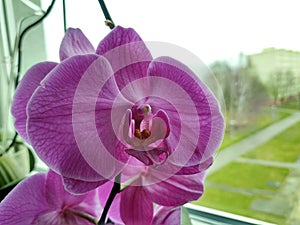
[0,170,103,224]
[27,54,109,182]
[45,170,85,207]
[152,206,181,225]
[59,28,95,61]
[49,170,103,219]
[126,146,168,166]
[120,157,146,178]
[73,56,130,179]
[156,157,213,176]
[146,97,181,152]
[0,173,48,224]
[96,26,151,61]
[147,56,225,167]
[144,110,170,145]
[62,175,107,194]
[97,26,152,94]
[32,211,93,225]
[120,185,153,225]
[11,62,57,142]
[144,170,205,207]
[125,149,153,166]
[175,157,214,175]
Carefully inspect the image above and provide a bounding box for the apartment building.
[249,48,300,98]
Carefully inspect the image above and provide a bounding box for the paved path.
[235,157,300,169]
[208,112,300,175]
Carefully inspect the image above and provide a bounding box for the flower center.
[123,103,170,166]
[131,104,153,139]
[134,128,151,139]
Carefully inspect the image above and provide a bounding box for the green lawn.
[243,122,300,162]
[193,117,300,224]
[193,188,286,225]
[280,98,300,110]
[193,163,290,224]
[220,109,290,150]
[207,162,289,190]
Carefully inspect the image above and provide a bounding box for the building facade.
[249,48,300,99]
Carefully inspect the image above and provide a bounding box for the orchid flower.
[0,170,101,225]
[0,170,182,225]
[96,157,205,225]
[12,26,224,194]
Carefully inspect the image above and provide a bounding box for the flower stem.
[15,0,57,88]
[98,173,121,225]
[1,132,17,155]
[97,0,115,29]
[62,0,67,32]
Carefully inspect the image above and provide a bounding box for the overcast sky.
[42,0,300,64]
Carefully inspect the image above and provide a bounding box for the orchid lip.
[126,105,169,150]
[120,104,171,166]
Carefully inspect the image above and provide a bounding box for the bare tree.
[211,56,268,132]
[268,70,295,104]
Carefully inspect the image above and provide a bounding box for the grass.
[193,119,300,224]
[243,122,300,162]
[207,162,289,190]
[193,162,290,224]
[280,98,300,110]
[194,187,254,216]
[193,188,286,225]
[219,109,290,150]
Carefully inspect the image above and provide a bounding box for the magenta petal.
[45,170,88,207]
[62,176,107,194]
[151,110,170,138]
[145,110,170,145]
[96,26,152,92]
[0,173,48,225]
[32,211,93,225]
[157,157,213,176]
[74,56,129,179]
[45,170,102,220]
[47,170,102,220]
[59,28,95,61]
[27,54,109,181]
[147,56,225,166]
[96,26,150,57]
[175,157,213,175]
[125,149,154,166]
[120,185,153,225]
[11,62,57,142]
[144,171,204,207]
[152,206,181,225]
[126,147,168,166]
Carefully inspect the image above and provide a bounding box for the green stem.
[98,173,121,225]
[1,132,17,155]
[97,0,115,29]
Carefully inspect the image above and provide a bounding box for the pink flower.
[12,26,224,193]
[97,157,205,225]
[0,170,101,225]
